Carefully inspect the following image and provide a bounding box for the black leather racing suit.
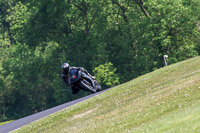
[61,67,93,94]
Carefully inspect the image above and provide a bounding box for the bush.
[93,62,120,88]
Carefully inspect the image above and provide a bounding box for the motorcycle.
[68,69,102,93]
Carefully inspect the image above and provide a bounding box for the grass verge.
[0,120,13,126]
[13,56,200,133]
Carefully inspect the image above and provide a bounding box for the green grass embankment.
[13,56,200,133]
[0,120,13,126]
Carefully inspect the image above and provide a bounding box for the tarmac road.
[0,89,109,133]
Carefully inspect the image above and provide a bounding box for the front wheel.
[95,81,102,92]
[79,80,96,93]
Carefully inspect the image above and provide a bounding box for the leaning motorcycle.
[68,69,102,93]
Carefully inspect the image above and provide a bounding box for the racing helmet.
[61,63,70,74]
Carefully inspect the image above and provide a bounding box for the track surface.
[0,89,109,133]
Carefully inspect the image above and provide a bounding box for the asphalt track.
[0,89,110,133]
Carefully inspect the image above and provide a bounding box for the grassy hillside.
[13,57,200,133]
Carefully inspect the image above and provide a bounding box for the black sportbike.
[68,69,102,93]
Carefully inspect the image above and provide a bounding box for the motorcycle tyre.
[95,82,102,92]
[79,80,97,93]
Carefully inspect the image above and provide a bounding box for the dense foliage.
[0,0,200,121]
[93,62,120,87]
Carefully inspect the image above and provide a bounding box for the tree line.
[0,0,200,122]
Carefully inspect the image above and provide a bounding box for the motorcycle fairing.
[68,69,95,88]
[68,69,80,84]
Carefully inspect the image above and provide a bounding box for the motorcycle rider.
[61,62,96,94]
